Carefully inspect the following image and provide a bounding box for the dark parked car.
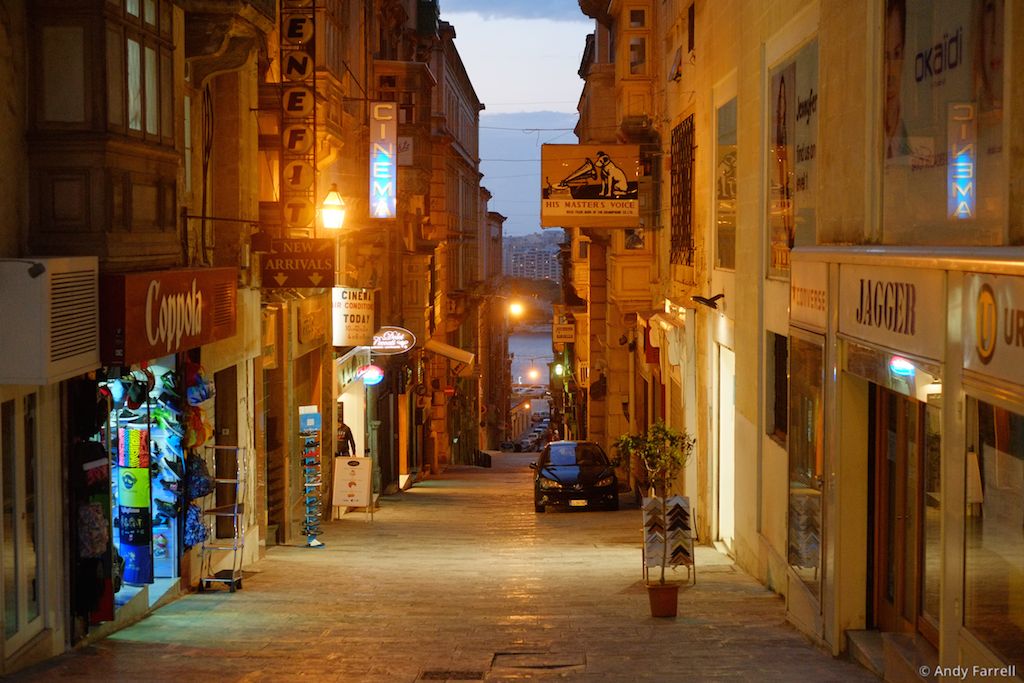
[530,440,619,512]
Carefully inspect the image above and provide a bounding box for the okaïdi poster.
[541,144,640,227]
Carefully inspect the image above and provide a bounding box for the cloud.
[444,13,590,114]
[442,1,586,21]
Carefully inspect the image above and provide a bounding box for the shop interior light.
[321,184,346,230]
[889,356,916,377]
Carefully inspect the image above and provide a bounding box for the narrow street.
[17,454,873,682]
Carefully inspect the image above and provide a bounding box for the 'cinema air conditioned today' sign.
[332,287,375,346]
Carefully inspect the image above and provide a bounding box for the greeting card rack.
[301,428,324,548]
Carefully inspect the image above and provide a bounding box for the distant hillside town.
[503,230,563,281]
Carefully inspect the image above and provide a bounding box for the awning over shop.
[650,311,685,330]
[424,339,475,377]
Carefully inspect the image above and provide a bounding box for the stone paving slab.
[13,453,876,682]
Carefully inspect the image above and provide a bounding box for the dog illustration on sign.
[595,151,630,197]
[546,150,638,200]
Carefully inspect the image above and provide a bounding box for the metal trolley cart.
[198,445,246,592]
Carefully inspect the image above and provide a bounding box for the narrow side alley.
[17,455,873,682]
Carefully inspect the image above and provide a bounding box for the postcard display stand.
[300,410,324,548]
[642,495,696,585]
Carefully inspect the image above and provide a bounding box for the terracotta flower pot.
[646,582,679,617]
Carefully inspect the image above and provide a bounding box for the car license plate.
[569,499,588,507]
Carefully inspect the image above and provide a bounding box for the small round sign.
[358,364,384,386]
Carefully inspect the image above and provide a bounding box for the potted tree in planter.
[614,421,695,617]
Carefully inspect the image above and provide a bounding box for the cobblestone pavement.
[16,453,876,682]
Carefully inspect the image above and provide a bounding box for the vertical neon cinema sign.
[370,102,397,219]
[948,103,976,220]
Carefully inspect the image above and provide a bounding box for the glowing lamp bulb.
[321,184,346,229]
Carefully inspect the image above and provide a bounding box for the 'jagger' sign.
[100,268,237,365]
[838,265,944,360]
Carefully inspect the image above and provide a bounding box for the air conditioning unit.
[0,256,99,385]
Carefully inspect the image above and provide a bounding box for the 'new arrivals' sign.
[261,238,335,288]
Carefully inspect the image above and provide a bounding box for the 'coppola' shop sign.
[100,268,238,365]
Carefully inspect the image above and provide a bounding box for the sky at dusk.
[444,7,593,235]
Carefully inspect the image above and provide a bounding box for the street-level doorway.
[870,385,941,646]
[0,391,43,655]
[717,345,736,550]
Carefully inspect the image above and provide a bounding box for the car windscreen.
[544,443,609,467]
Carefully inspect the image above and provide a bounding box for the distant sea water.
[509,330,553,385]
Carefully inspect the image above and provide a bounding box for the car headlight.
[539,477,562,490]
[595,475,615,488]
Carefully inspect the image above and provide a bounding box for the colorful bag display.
[183,503,208,549]
[185,363,215,406]
[186,452,215,500]
[77,502,110,559]
[185,408,212,448]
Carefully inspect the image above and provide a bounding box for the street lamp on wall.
[0,259,46,278]
[321,183,346,230]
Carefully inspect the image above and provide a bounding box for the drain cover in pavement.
[491,651,586,671]
[419,671,484,680]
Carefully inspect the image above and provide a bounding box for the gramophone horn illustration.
[544,150,638,200]
[560,158,598,186]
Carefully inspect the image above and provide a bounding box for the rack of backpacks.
[300,411,324,548]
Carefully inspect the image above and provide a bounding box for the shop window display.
[787,335,824,598]
[965,398,1024,669]
[95,356,183,607]
[881,0,1006,244]
[767,39,817,277]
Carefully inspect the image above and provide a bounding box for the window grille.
[670,115,695,266]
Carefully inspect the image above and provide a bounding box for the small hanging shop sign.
[370,326,415,355]
[552,322,575,343]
